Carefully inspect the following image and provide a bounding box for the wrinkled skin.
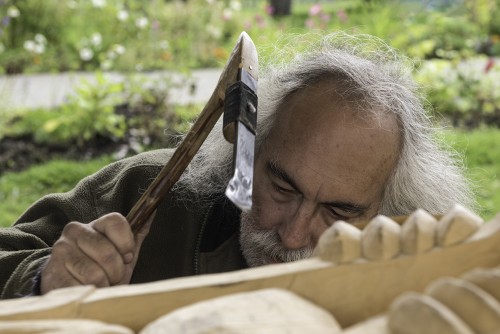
[41,212,153,294]
[240,80,401,266]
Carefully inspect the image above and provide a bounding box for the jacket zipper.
[193,206,213,275]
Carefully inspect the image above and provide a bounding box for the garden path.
[0,68,222,111]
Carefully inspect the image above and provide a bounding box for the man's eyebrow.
[266,161,301,192]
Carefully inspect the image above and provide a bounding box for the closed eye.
[271,182,295,194]
[324,204,365,221]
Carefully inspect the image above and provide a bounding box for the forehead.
[262,81,400,202]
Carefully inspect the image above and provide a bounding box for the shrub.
[1,71,197,151]
[415,57,500,128]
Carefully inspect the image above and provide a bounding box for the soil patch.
[0,136,125,175]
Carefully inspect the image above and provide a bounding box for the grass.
[440,127,500,221]
[0,128,499,228]
[0,156,114,227]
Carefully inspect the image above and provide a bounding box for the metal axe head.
[223,32,259,213]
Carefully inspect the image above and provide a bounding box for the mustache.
[249,228,314,263]
[240,210,313,264]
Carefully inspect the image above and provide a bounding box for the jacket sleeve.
[0,149,171,299]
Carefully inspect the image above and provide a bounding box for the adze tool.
[127,32,258,234]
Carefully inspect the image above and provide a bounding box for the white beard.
[239,211,314,267]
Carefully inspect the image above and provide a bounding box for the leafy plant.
[415,57,500,127]
[39,72,126,147]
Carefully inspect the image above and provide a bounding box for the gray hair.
[176,32,476,216]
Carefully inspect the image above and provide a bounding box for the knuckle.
[100,249,119,266]
[62,221,86,237]
[73,258,106,286]
[101,212,127,226]
[86,270,108,287]
[52,239,73,256]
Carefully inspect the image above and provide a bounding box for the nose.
[277,201,319,250]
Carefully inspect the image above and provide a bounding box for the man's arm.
[0,149,171,299]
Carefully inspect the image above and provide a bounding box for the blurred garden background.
[0,0,499,226]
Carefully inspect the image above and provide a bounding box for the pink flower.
[309,4,322,16]
[320,13,331,22]
[484,58,495,73]
[243,21,252,30]
[265,5,274,16]
[305,18,314,29]
[337,9,348,23]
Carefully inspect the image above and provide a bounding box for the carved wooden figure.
[0,205,499,333]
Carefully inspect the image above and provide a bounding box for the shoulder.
[87,148,176,197]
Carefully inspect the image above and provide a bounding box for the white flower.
[207,25,222,39]
[33,44,45,54]
[7,6,20,18]
[158,40,169,50]
[91,33,102,46]
[80,48,94,61]
[222,8,233,20]
[135,63,144,71]
[206,0,215,4]
[230,0,241,11]
[23,40,36,52]
[135,17,149,29]
[113,44,125,55]
[107,50,117,59]
[34,34,47,44]
[101,60,113,71]
[117,10,129,21]
[92,0,106,8]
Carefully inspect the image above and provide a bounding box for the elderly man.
[0,33,474,299]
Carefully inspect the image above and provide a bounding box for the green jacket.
[0,149,247,299]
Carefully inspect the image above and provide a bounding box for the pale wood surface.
[0,212,499,333]
[0,214,497,332]
[0,319,133,334]
[0,285,94,320]
[140,289,341,334]
[388,293,475,334]
[426,277,500,333]
[400,209,437,255]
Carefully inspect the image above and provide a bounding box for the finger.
[41,267,81,294]
[64,220,126,285]
[43,237,109,292]
[91,213,135,264]
[41,251,82,294]
[63,248,111,287]
[117,211,157,286]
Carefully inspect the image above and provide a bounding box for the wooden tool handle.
[127,32,258,234]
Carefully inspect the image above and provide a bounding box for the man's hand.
[40,212,153,294]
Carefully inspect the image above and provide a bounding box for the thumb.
[119,211,157,285]
[134,210,157,250]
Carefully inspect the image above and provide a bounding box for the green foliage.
[0,156,113,227]
[440,128,500,220]
[1,73,127,147]
[415,57,500,127]
[43,73,126,147]
[1,0,500,74]
[1,72,196,149]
